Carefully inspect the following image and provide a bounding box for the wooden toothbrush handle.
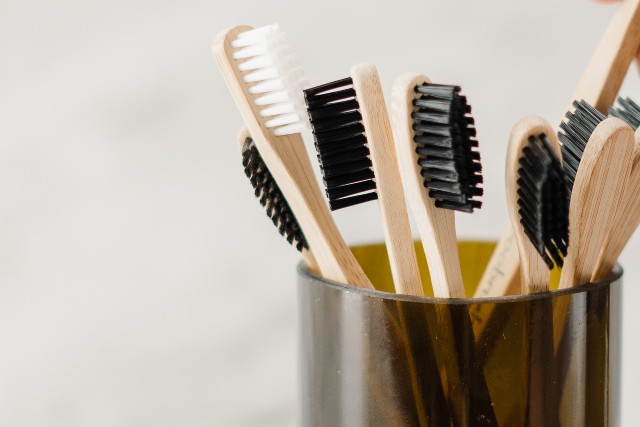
[270,133,374,288]
[591,131,640,279]
[351,64,424,296]
[558,118,633,288]
[420,209,466,298]
[473,229,520,297]
[570,0,640,113]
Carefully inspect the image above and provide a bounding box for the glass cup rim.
[297,262,623,305]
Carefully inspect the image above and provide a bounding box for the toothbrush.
[390,73,483,298]
[238,127,319,272]
[472,115,567,338]
[505,116,568,293]
[214,25,373,289]
[570,0,640,113]
[557,111,633,289]
[592,97,640,279]
[391,73,497,425]
[504,117,567,425]
[551,110,633,427]
[474,0,640,299]
[304,64,423,296]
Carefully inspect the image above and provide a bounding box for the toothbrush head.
[411,83,483,213]
[304,77,378,210]
[558,100,606,193]
[517,135,569,269]
[609,96,640,130]
[231,24,309,136]
[241,134,308,251]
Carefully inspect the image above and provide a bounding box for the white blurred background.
[1,0,639,425]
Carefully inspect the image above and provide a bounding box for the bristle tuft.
[558,100,605,193]
[609,96,640,130]
[517,135,569,270]
[232,25,309,136]
[304,78,378,210]
[412,83,483,213]
[241,137,308,251]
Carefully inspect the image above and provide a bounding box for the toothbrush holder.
[297,241,622,427]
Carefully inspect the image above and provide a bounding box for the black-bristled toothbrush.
[505,116,568,293]
[304,64,424,296]
[238,127,318,271]
[556,102,634,289]
[390,73,483,298]
[505,117,567,426]
[391,73,497,426]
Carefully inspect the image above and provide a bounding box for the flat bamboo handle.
[591,129,640,279]
[553,120,633,354]
[351,64,423,296]
[390,73,465,298]
[214,26,373,288]
[473,229,520,297]
[558,118,633,289]
[570,0,640,113]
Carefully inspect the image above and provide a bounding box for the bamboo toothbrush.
[557,112,634,289]
[214,25,373,289]
[390,73,483,298]
[551,108,634,426]
[303,64,423,296]
[504,117,567,425]
[505,117,568,293]
[474,0,640,299]
[238,127,319,272]
[550,102,633,293]
[570,0,640,113]
[390,73,497,425]
[592,97,640,279]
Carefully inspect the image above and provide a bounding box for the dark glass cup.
[298,241,622,427]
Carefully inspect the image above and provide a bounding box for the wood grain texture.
[236,127,319,273]
[505,117,560,293]
[390,73,466,298]
[473,228,520,297]
[569,0,640,113]
[214,26,373,289]
[469,229,520,340]
[552,119,633,364]
[351,64,423,296]
[558,118,633,289]
[592,128,640,279]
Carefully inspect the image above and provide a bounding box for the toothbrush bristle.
[304,77,378,211]
[517,135,569,269]
[412,83,483,213]
[242,136,309,251]
[231,25,309,136]
[558,100,606,194]
[609,96,640,130]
